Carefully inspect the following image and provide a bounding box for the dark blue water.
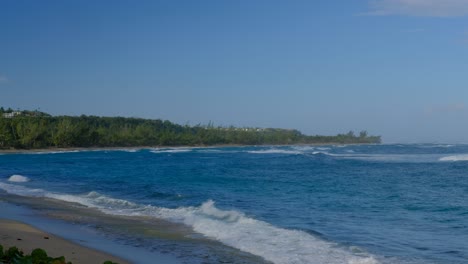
[1,144,468,264]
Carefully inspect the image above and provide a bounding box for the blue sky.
[1,0,467,143]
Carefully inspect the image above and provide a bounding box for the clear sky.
[1,0,467,143]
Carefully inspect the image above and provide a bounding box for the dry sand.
[0,219,130,264]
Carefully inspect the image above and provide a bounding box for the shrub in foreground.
[0,244,119,264]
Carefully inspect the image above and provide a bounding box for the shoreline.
[0,142,377,154]
[0,218,130,264]
[0,196,264,264]
[0,199,182,264]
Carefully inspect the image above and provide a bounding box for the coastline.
[0,199,182,264]
[0,143,386,264]
[0,142,376,154]
[0,218,130,264]
[0,195,268,264]
[2,144,467,263]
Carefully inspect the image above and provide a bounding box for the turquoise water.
[1,144,468,263]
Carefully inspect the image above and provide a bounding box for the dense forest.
[0,107,381,149]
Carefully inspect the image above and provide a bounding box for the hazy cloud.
[463,31,468,43]
[367,0,468,17]
[0,75,8,83]
[402,28,426,33]
[425,103,466,115]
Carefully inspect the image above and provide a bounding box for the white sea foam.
[7,175,30,182]
[335,154,442,163]
[417,144,456,148]
[306,150,445,163]
[439,154,468,162]
[115,149,140,153]
[150,148,192,154]
[247,149,301,155]
[440,144,455,148]
[291,146,316,152]
[31,150,81,155]
[148,200,378,264]
[316,147,331,151]
[311,151,334,156]
[197,149,222,153]
[0,182,378,264]
[0,182,42,196]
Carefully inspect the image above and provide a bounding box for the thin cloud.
[425,103,466,115]
[402,28,426,33]
[0,75,8,83]
[367,0,468,17]
[463,31,468,43]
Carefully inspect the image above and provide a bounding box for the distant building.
[2,111,21,118]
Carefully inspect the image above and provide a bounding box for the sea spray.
[3,144,468,263]
[149,200,378,264]
[0,183,378,264]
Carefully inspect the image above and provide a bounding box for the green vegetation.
[0,244,119,264]
[0,245,70,264]
[0,107,380,149]
[2,245,60,264]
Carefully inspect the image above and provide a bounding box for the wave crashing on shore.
[0,182,377,264]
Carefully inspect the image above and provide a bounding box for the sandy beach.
[0,219,130,264]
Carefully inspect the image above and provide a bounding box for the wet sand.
[0,218,131,264]
[0,196,267,264]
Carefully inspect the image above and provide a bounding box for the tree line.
[0,109,381,149]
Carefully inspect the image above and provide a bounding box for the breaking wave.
[7,175,30,183]
[150,148,192,154]
[0,182,378,264]
[247,149,302,155]
[439,154,468,162]
[115,148,140,153]
[29,150,81,155]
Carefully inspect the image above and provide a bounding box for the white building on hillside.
[2,111,21,118]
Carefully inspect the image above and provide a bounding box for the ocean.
[1,144,467,264]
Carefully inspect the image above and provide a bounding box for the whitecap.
[311,151,333,156]
[149,200,378,264]
[439,154,468,162]
[150,148,192,154]
[337,154,440,163]
[291,146,316,152]
[247,149,301,155]
[316,147,331,151]
[7,175,30,183]
[0,183,379,264]
[31,150,81,155]
[115,149,140,153]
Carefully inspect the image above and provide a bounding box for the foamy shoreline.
[0,199,182,264]
[0,146,149,154]
[0,142,369,154]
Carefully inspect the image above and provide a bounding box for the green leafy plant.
[0,244,118,264]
